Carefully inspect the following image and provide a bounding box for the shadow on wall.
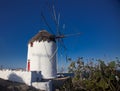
[8,73,24,84]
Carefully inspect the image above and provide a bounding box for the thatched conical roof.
[29,30,56,43]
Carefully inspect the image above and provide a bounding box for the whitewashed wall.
[0,70,41,85]
[32,80,52,91]
[27,40,57,79]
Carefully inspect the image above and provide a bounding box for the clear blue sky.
[0,0,120,69]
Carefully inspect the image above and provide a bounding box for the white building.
[26,30,57,79]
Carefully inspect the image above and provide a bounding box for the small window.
[30,42,33,47]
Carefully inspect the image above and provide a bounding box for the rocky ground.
[0,78,43,91]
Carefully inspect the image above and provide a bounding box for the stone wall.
[0,70,41,86]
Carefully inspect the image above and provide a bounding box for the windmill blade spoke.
[55,32,80,39]
[63,33,81,38]
[58,38,67,51]
[41,12,55,34]
[53,5,57,23]
[62,24,65,30]
[52,5,61,36]
[58,13,60,26]
[56,12,61,36]
[61,38,67,50]
[46,2,56,24]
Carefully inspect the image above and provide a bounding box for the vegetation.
[61,57,120,91]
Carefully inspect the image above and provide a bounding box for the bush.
[67,57,120,91]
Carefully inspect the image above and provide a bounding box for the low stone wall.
[32,80,52,91]
[0,70,54,90]
[0,70,41,86]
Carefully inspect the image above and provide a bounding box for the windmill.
[26,3,80,79]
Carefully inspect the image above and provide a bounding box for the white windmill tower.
[26,4,80,79]
[26,30,57,79]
